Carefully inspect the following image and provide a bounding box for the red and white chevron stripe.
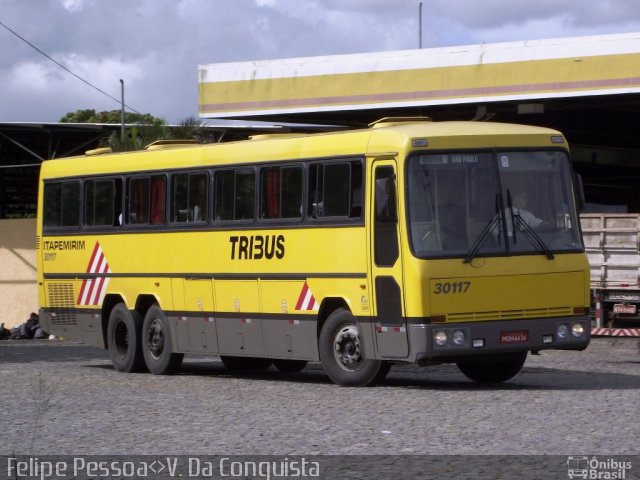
[295,281,319,311]
[77,242,111,306]
[591,327,640,337]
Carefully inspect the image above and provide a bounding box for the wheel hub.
[333,325,363,371]
[147,318,164,358]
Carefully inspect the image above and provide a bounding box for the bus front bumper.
[407,315,590,364]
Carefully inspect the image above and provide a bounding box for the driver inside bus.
[511,191,543,229]
[492,190,545,240]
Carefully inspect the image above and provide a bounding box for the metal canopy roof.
[0,121,291,218]
[198,32,640,150]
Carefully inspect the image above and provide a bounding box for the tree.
[102,116,214,152]
[59,109,161,124]
[60,109,212,152]
[102,121,168,152]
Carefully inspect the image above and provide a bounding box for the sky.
[1,0,639,124]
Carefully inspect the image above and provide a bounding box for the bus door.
[370,160,408,358]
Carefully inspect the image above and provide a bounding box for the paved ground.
[0,337,638,457]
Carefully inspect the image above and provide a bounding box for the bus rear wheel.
[456,352,527,383]
[142,305,183,375]
[107,303,145,373]
[319,308,386,387]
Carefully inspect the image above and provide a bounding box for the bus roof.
[40,120,565,179]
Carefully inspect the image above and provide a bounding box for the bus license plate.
[500,330,529,344]
[613,304,636,314]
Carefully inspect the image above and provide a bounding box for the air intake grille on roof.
[47,282,77,326]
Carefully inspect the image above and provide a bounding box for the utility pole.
[120,79,125,138]
[418,2,423,49]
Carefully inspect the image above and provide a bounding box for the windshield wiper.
[512,214,555,260]
[507,189,554,260]
[463,193,502,264]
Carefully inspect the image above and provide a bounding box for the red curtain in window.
[150,177,165,224]
[134,181,147,223]
[265,170,279,218]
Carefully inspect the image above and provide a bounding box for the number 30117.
[433,281,471,294]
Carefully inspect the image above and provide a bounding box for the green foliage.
[102,121,168,152]
[169,115,204,140]
[59,109,161,124]
[60,109,213,152]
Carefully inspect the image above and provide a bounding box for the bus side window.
[308,160,362,219]
[127,175,166,225]
[260,165,302,220]
[350,161,363,218]
[188,173,208,222]
[235,169,255,220]
[172,173,189,222]
[150,176,166,224]
[262,167,280,219]
[172,172,208,223]
[43,181,80,229]
[85,178,121,227]
[323,163,350,216]
[215,168,255,222]
[128,177,150,224]
[215,171,234,221]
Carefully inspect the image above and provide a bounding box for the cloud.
[435,0,640,34]
[0,0,638,123]
[62,0,90,12]
[0,53,146,121]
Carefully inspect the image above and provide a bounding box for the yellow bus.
[37,118,590,386]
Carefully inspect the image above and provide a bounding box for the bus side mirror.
[375,176,397,222]
[573,173,585,213]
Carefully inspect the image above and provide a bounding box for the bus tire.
[107,303,145,373]
[220,356,272,371]
[319,308,385,387]
[141,305,183,375]
[273,359,308,373]
[456,352,527,383]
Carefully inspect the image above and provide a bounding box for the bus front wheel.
[142,305,183,375]
[319,308,386,387]
[107,303,145,373]
[456,352,527,383]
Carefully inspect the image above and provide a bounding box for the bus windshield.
[406,150,583,260]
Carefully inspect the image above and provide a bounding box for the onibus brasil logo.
[567,456,632,479]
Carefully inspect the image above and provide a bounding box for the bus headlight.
[571,322,585,338]
[434,331,448,346]
[557,324,569,340]
[452,330,465,346]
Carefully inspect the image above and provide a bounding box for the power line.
[0,19,142,115]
